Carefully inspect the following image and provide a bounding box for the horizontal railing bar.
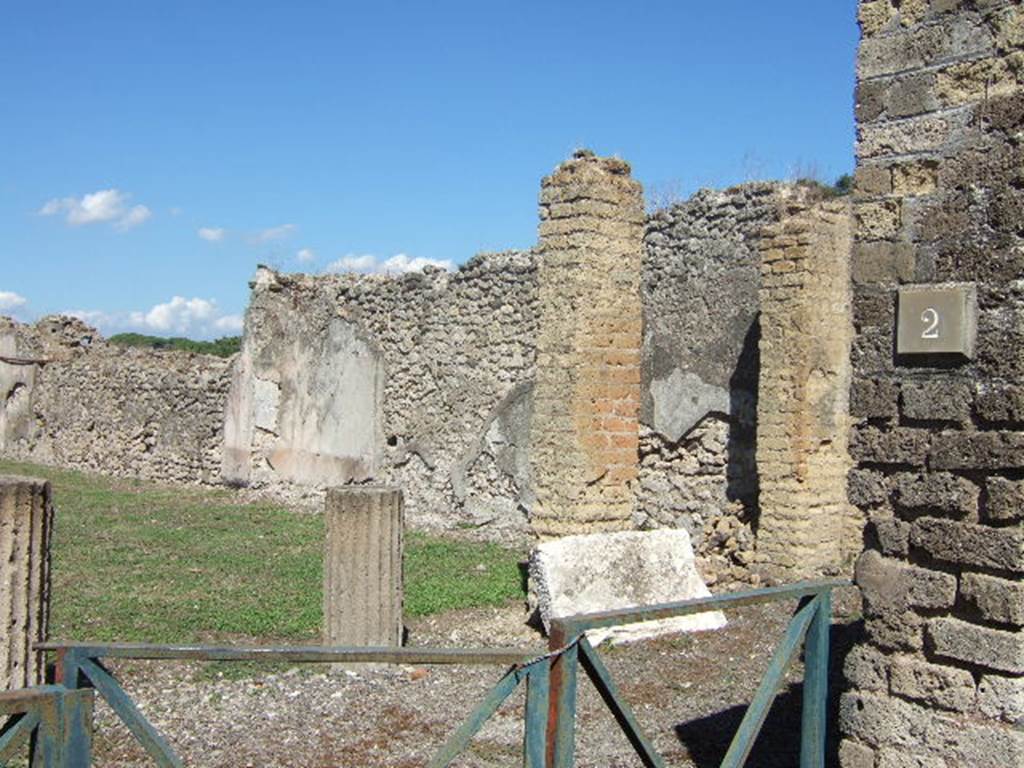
[551,579,851,634]
[37,642,545,665]
[0,685,65,713]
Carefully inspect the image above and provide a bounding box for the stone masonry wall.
[0,316,232,484]
[841,2,1024,766]
[756,200,857,579]
[223,252,540,533]
[637,183,790,574]
[0,164,845,562]
[529,150,645,539]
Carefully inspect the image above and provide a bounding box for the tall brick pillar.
[0,475,52,690]
[529,150,644,539]
[755,200,856,578]
[841,2,1024,766]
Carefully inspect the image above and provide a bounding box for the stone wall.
[0,162,849,565]
[222,252,540,532]
[756,199,856,578]
[0,316,233,484]
[637,183,790,572]
[841,2,1024,765]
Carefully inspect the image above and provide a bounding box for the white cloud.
[381,253,454,273]
[324,252,452,275]
[213,314,244,333]
[0,291,28,313]
[296,247,316,263]
[325,254,377,273]
[64,296,243,339]
[39,188,153,231]
[114,204,151,231]
[252,223,295,243]
[198,227,226,242]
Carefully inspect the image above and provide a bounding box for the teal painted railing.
[2,578,846,767]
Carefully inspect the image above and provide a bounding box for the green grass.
[0,460,526,645]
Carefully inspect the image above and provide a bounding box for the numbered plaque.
[897,283,976,358]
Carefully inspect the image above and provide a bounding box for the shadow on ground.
[674,617,861,768]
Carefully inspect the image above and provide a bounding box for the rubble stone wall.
[0,316,232,484]
[0,168,845,564]
[841,1,1024,765]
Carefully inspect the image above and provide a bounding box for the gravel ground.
[83,589,861,768]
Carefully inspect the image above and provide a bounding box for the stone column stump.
[0,475,53,690]
[323,487,403,651]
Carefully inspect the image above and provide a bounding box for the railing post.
[545,622,578,768]
[800,591,831,768]
[58,688,94,768]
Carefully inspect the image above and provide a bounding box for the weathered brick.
[854,163,892,197]
[850,426,930,466]
[929,430,1024,471]
[977,673,1024,724]
[911,517,1024,572]
[877,748,947,768]
[987,477,1024,522]
[884,71,940,118]
[857,551,955,649]
[890,655,976,711]
[961,572,1024,626]
[858,0,896,36]
[892,471,978,518]
[976,384,1024,425]
[928,616,1024,673]
[891,159,939,196]
[844,644,891,692]
[856,200,902,239]
[858,21,992,79]
[839,739,876,768]
[851,241,916,285]
[841,690,1024,766]
[849,469,890,509]
[873,515,911,556]
[900,379,972,424]
[850,377,899,420]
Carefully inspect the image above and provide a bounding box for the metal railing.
[1,578,847,767]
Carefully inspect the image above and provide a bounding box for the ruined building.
[0,160,855,582]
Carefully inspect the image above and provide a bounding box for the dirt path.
[83,592,860,767]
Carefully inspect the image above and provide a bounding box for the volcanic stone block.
[529,529,726,645]
[978,674,1024,724]
[889,656,976,712]
[323,487,403,651]
[927,617,1024,674]
[910,517,1024,573]
[960,572,1024,626]
[987,477,1024,523]
[840,691,1024,767]
[0,475,52,690]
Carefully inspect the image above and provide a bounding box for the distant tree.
[108,333,241,358]
[832,174,853,196]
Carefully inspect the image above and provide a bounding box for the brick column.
[529,150,644,539]
[0,475,52,690]
[323,487,403,648]
[755,200,856,578]
[841,2,1024,766]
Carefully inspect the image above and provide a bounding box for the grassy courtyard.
[0,460,527,645]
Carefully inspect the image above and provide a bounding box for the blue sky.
[1,1,858,339]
